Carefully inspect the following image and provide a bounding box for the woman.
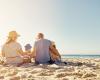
[2,31,24,65]
[50,41,67,65]
[50,41,61,62]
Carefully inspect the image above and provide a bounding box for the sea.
[61,54,100,59]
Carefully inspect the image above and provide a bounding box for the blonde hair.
[6,31,19,44]
[6,37,13,44]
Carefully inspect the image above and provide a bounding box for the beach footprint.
[38,71,54,76]
[56,73,69,78]
[9,76,20,80]
[5,71,18,77]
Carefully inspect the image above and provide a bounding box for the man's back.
[34,39,51,63]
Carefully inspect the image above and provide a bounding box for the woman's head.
[51,41,56,48]
[6,31,20,44]
[8,31,20,40]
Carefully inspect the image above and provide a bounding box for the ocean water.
[61,55,100,59]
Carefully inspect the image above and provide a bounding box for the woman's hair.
[51,41,56,48]
[5,31,19,44]
[53,45,56,49]
[5,37,13,44]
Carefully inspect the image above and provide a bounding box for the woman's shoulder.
[14,42,22,46]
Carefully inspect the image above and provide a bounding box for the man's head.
[37,33,44,39]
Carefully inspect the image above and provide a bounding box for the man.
[32,33,59,64]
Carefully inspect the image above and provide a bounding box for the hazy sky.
[0,0,100,54]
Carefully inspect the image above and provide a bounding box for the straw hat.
[8,31,20,38]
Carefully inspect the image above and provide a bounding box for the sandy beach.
[0,58,100,80]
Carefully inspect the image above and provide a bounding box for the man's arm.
[31,47,36,58]
[32,42,37,58]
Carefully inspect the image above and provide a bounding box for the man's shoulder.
[35,39,51,44]
[43,39,51,43]
[36,39,51,42]
[44,39,50,41]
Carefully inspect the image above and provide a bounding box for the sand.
[0,58,100,80]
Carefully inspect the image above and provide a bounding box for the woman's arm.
[1,52,5,57]
[17,49,24,56]
[50,44,61,58]
[2,46,5,57]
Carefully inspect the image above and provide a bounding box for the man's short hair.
[38,33,44,38]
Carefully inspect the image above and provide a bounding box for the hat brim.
[7,35,20,38]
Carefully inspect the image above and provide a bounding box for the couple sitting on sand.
[1,31,66,66]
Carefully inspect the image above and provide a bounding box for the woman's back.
[2,31,23,65]
[2,42,23,64]
[2,42,22,58]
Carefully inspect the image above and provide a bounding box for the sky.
[0,0,100,54]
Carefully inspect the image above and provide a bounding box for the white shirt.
[2,42,23,64]
[2,42,22,58]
